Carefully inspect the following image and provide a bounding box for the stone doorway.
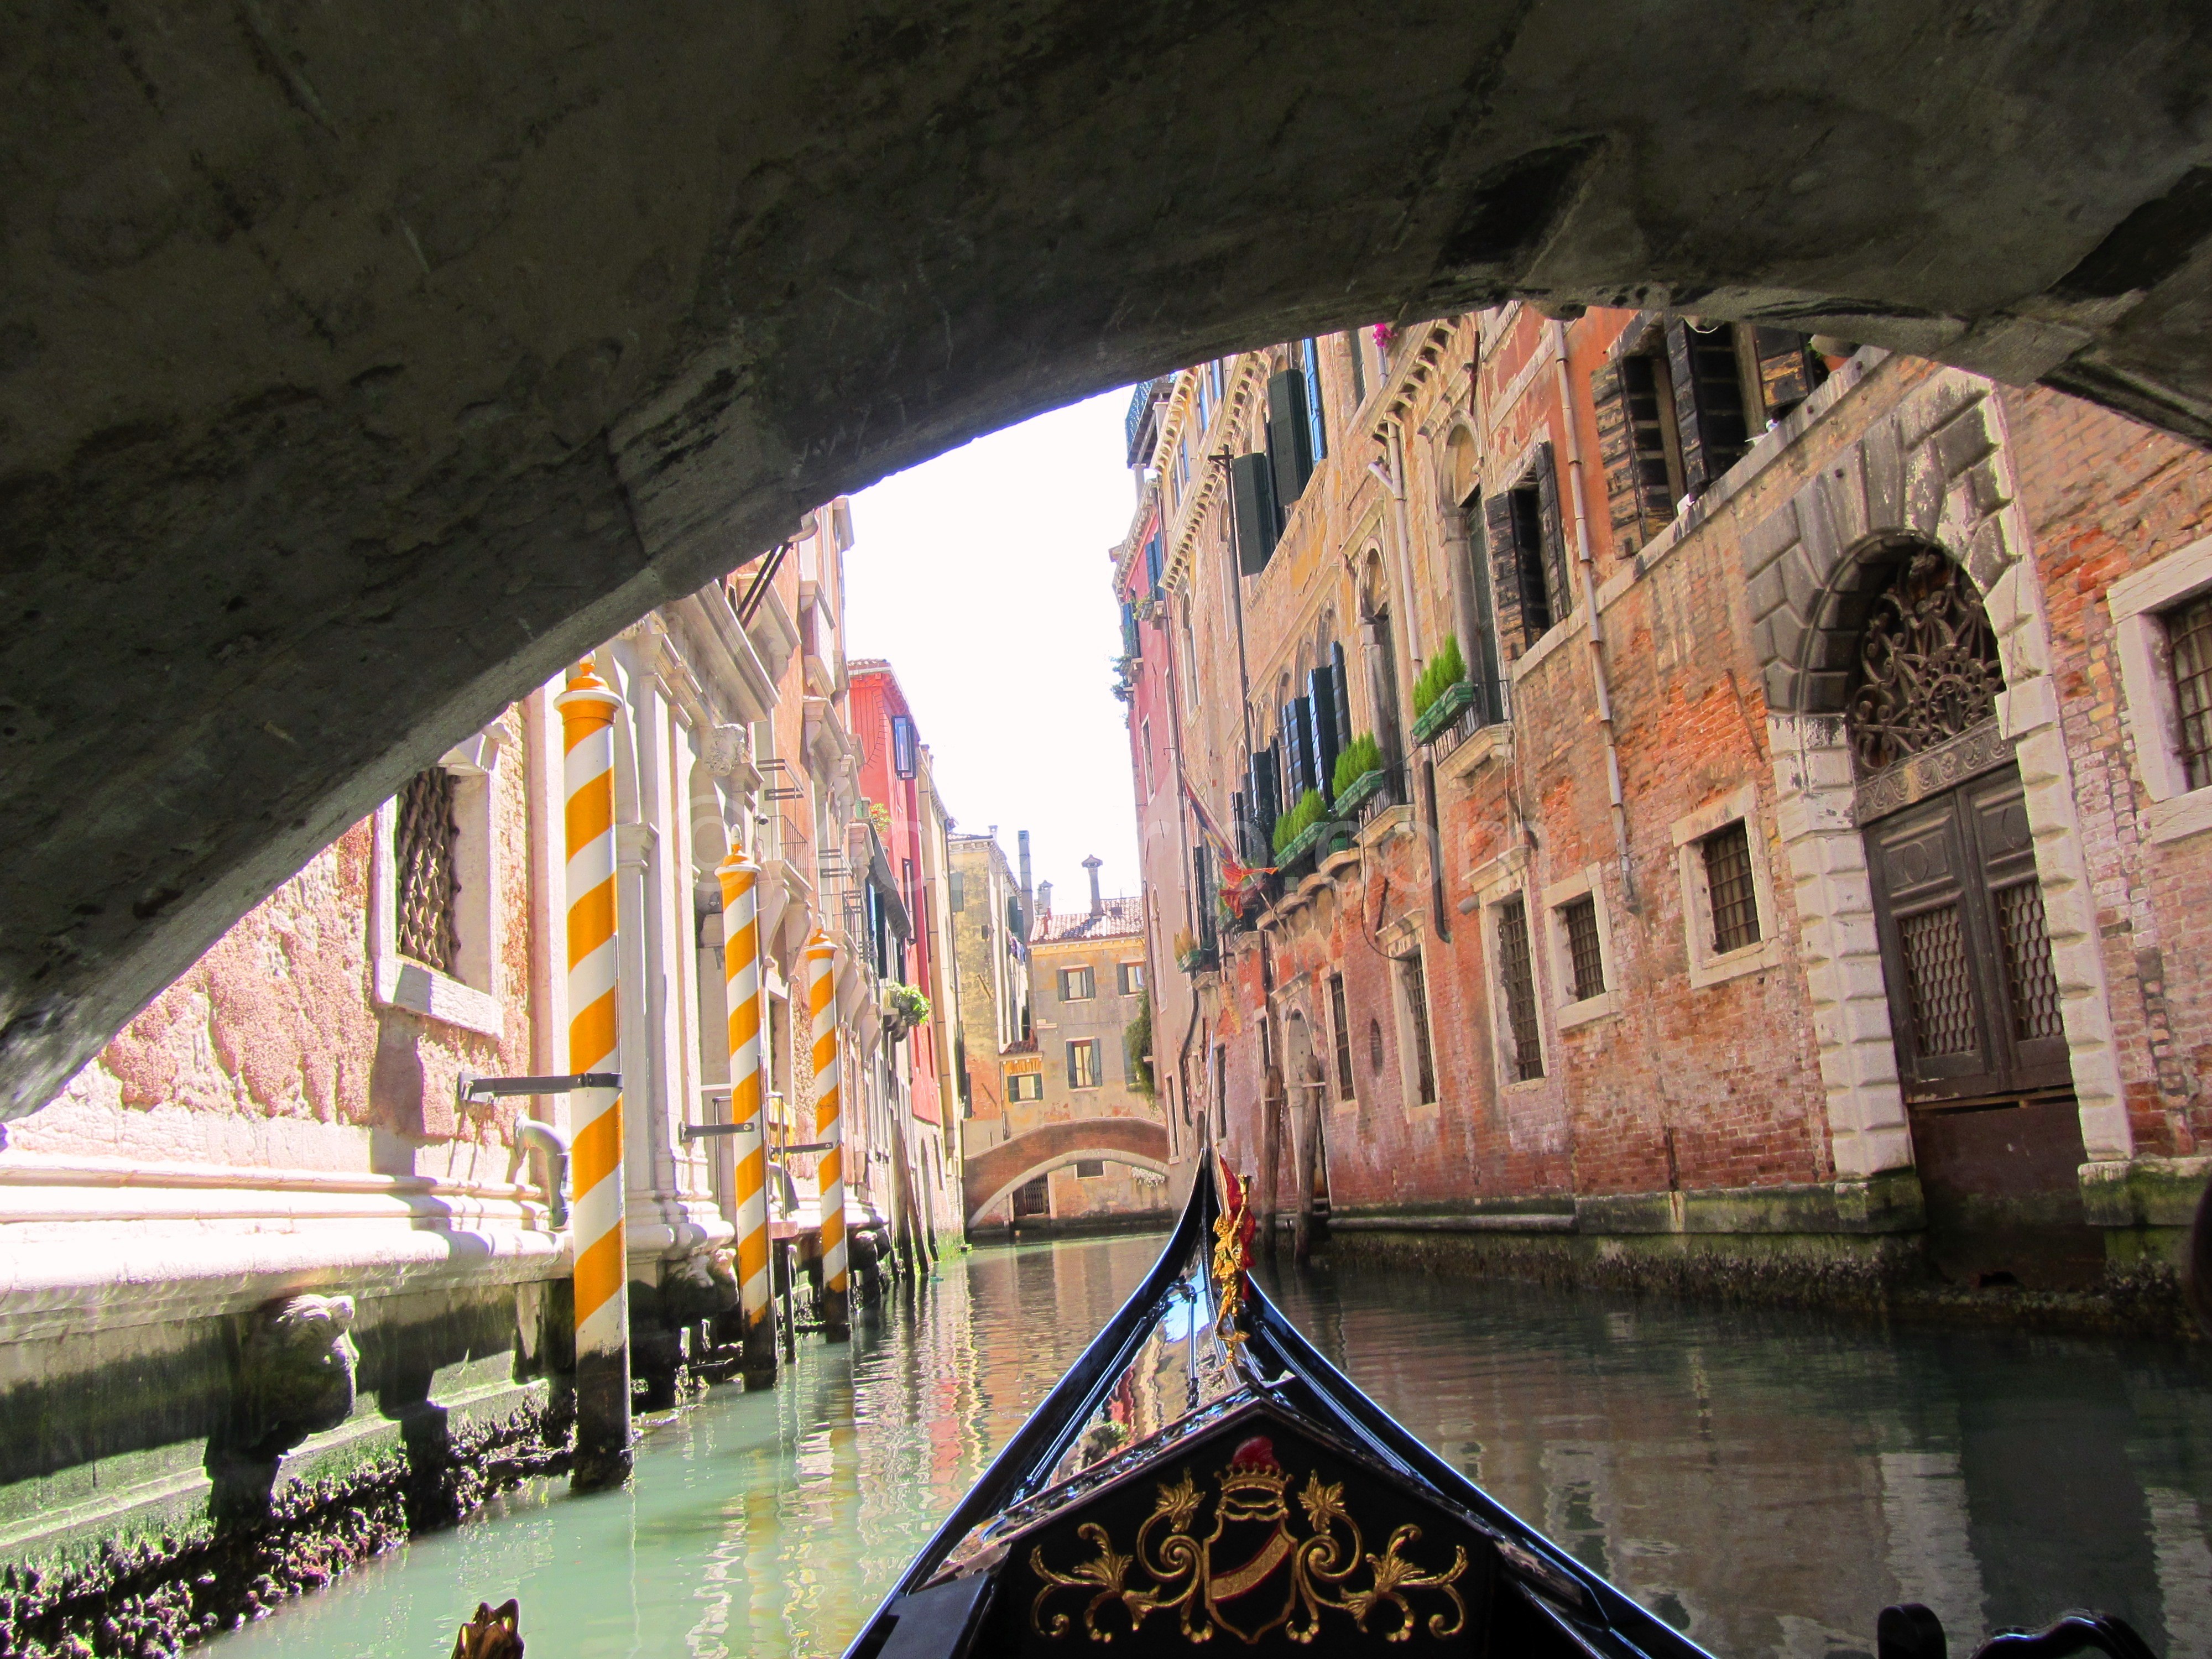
[1846,546,2099,1287]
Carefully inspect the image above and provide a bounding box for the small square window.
[1061,966,1094,1001]
[1560,895,1606,1003]
[395,768,460,975]
[1495,898,1544,1082]
[2169,592,2212,791]
[1329,973,1355,1100]
[1399,951,1437,1104]
[1008,1072,1043,1103]
[1074,1159,1105,1180]
[1118,961,1144,995]
[1702,821,1761,956]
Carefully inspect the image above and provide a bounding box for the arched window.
[1845,544,2002,779]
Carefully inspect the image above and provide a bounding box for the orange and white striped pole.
[717,847,776,1384]
[558,658,632,1490]
[805,928,849,1340]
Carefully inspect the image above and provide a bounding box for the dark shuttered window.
[1230,452,1279,574]
[1496,898,1544,1082]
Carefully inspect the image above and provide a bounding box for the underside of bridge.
[4,2,2212,1111]
[964,1118,1172,1227]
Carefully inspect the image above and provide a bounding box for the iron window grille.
[1400,951,1438,1104]
[1329,973,1355,1100]
[1898,904,1978,1056]
[1074,1160,1106,1180]
[1994,880,2066,1042]
[394,768,460,975]
[2171,592,2212,790]
[1561,896,1606,1003]
[1702,821,1762,956]
[1495,899,1544,1082]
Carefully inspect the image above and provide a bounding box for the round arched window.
[1368,1017,1385,1073]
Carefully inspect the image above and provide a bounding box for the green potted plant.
[1410,634,1479,744]
[1271,787,1329,873]
[1331,733,1387,815]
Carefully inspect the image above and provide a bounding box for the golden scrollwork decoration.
[1029,1436,1468,1645]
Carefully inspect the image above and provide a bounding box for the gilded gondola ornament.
[1212,1162,1256,1347]
[1029,1436,1469,1645]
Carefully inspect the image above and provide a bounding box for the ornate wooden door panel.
[1865,762,2068,1104]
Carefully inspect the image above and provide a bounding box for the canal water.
[211,1233,2212,1659]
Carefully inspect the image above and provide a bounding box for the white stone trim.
[1767,714,1912,1176]
[368,718,509,1039]
[2109,531,2212,841]
[1671,783,1785,990]
[1540,862,1621,1029]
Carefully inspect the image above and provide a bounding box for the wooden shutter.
[1590,361,1645,555]
[1329,643,1353,750]
[1667,317,1751,495]
[1267,369,1315,510]
[1067,1042,1079,1088]
[1666,318,1709,494]
[1533,442,1572,628]
[1307,670,1340,800]
[1481,491,1530,659]
[1752,327,1817,422]
[1301,338,1328,461]
[1230,453,1278,574]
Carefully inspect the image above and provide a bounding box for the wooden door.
[1864,762,2070,1104]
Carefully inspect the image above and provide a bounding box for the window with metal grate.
[1899,904,1979,1056]
[1561,895,1606,1002]
[1329,973,1355,1100]
[1074,1160,1105,1180]
[1496,899,1544,1082]
[1702,821,1761,956]
[395,768,459,975]
[2171,592,2212,790]
[1400,951,1438,1103]
[1994,880,2065,1042]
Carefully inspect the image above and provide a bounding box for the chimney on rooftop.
[1018,830,1033,926]
[1037,879,1053,926]
[1083,854,1104,917]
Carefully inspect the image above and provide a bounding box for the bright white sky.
[844,389,1143,910]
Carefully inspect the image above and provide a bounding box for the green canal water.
[210,1233,2212,1659]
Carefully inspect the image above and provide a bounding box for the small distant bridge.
[964,1117,1170,1227]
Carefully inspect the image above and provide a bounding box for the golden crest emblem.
[1029,1435,1468,1645]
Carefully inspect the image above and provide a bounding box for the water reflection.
[206,1234,2212,1659]
[1260,1259,2212,1659]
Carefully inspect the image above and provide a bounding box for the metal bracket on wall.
[458,1071,620,1105]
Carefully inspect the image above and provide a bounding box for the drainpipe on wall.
[1551,320,1635,908]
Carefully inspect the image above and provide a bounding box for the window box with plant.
[1409,635,1479,745]
[1271,787,1333,874]
[1331,733,1387,816]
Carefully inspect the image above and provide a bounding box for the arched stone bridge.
[965,1118,1171,1228]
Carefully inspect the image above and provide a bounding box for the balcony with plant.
[1410,634,1481,744]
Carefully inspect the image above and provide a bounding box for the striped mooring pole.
[806,928,850,1340]
[558,659,632,1490]
[716,847,776,1385]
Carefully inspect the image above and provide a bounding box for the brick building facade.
[1115,306,2212,1311]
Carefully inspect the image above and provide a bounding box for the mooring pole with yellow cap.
[717,847,777,1384]
[806,928,850,1340]
[558,658,632,1489]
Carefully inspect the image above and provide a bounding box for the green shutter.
[1230,453,1279,574]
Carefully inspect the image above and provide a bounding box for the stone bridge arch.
[965,1118,1171,1228]
[7,7,2212,1108]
